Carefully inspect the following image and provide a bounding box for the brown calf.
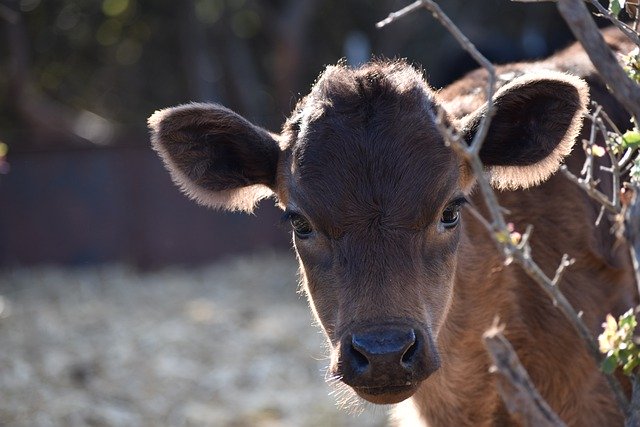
[149,29,637,426]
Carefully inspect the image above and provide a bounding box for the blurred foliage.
[609,0,626,17]
[609,0,640,18]
[599,309,640,375]
[2,0,188,129]
[0,0,572,147]
[622,130,640,149]
[624,47,640,84]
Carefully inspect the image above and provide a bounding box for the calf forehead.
[286,62,459,233]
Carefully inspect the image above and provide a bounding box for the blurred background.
[0,0,588,425]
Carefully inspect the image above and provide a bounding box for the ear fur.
[460,71,589,190]
[148,102,280,212]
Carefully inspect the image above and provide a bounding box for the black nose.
[339,327,435,387]
[352,329,417,370]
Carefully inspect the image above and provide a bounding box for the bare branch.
[376,1,426,28]
[551,254,575,287]
[483,324,567,427]
[556,0,640,120]
[518,224,534,258]
[507,237,630,412]
[586,0,640,47]
[621,147,638,169]
[595,204,606,227]
[560,165,618,213]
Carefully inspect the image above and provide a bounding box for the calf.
[149,29,637,426]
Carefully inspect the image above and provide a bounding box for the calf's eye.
[441,200,465,229]
[289,213,314,238]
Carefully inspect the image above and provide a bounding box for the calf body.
[149,29,637,426]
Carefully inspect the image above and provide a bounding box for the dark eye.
[289,213,314,238]
[441,201,464,229]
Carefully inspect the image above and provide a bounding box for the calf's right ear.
[459,72,588,190]
[148,103,280,212]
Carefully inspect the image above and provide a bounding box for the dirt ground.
[0,252,388,427]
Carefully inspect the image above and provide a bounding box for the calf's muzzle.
[336,325,440,404]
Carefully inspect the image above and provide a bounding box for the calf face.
[149,61,587,405]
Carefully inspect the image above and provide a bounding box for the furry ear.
[148,102,280,212]
[460,72,589,189]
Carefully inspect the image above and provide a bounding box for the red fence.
[0,143,290,267]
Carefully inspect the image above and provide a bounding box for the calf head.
[149,61,587,405]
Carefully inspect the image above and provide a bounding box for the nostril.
[349,343,370,372]
[401,337,418,365]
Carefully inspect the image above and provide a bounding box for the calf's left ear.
[460,72,589,189]
[148,103,280,212]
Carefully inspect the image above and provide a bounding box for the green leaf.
[602,353,619,374]
[622,130,640,149]
[610,0,626,17]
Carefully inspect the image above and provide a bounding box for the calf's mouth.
[353,383,419,404]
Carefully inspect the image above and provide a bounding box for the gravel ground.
[0,252,388,427]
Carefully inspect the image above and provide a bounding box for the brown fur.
[149,28,637,426]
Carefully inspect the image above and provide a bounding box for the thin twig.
[599,108,626,137]
[584,106,601,182]
[519,224,534,258]
[560,165,618,213]
[621,147,638,169]
[551,254,575,287]
[596,204,606,227]
[587,0,640,48]
[376,1,425,28]
[606,143,622,212]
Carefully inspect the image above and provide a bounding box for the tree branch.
[483,324,567,427]
[556,0,640,120]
